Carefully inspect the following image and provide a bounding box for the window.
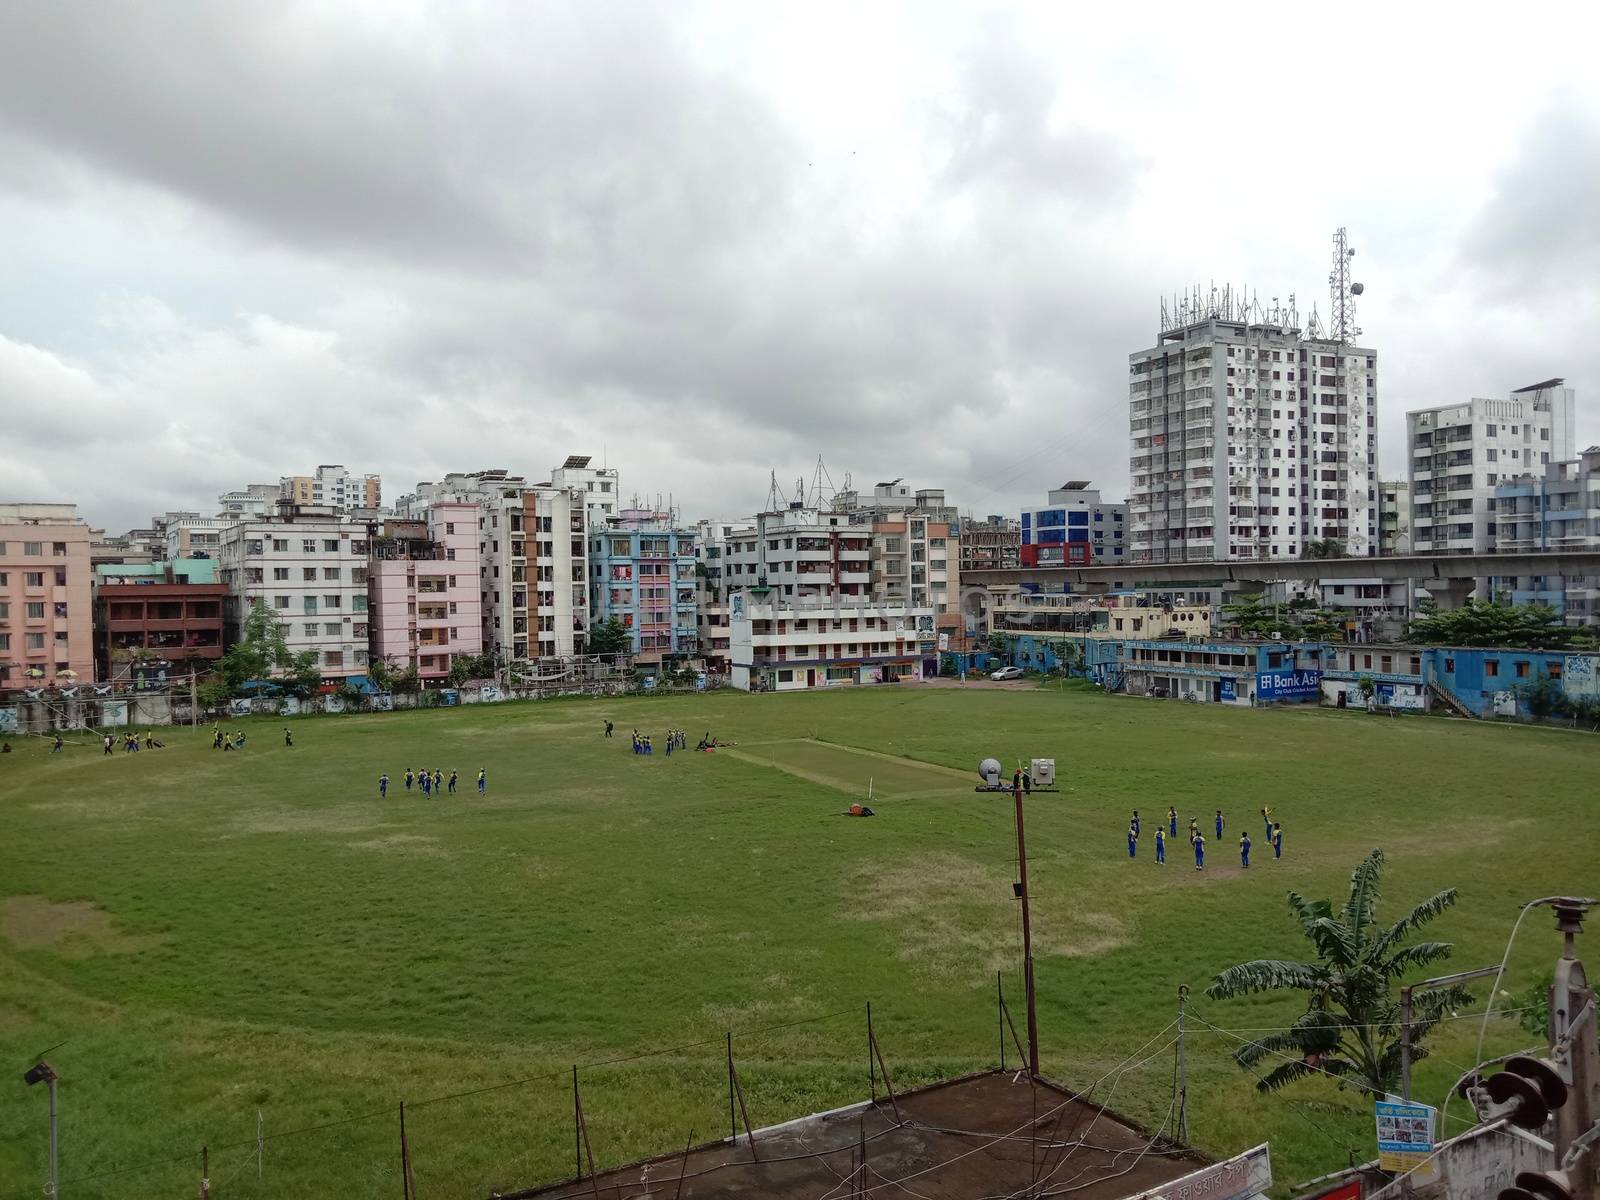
[303,597,318,614]
[323,567,341,580]
[52,541,67,556]
[323,594,342,609]
[1445,657,1455,673]
[351,595,367,612]
[324,539,340,552]
[1485,424,1496,436]
[24,572,43,587]
[324,650,344,667]
[26,602,44,619]
[445,522,455,535]
[1548,661,1563,680]
[54,569,67,586]
[1485,660,1499,678]
[26,633,45,650]
[0,635,8,651]
[1514,661,1530,678]
[302,567,318,581]
[302,539,318,553]
[272,538,289,552]
[776,669,794,683]
[274,595,290,609]
[23,542,42,555]
[303,622,320,637]
[273,567,290,580]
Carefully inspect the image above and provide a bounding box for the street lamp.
[23,1059,58,1197]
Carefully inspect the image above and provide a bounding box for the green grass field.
[1,685,1594,1198]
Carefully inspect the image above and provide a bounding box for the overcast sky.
[3,2,1598,533]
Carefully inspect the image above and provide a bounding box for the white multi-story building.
[397,470,589,662]
[280,465,382,514]
[219,484,282,522]
[723,505,933,690]
[694,518,738,673]
[1129,309,1377,563]
[548,455,621,525]
[1379,481,1411,557]
[216,504,371,678]
[1407,379,1576,559]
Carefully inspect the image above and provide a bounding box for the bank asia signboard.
[1256,668,1320,701]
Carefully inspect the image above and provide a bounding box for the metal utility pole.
[1398,964,1502,1102]
[21,1060,59,1199]
[1551,898,1597,1198]
[1176,986,1189,1143]
[1013,769,1040,1077]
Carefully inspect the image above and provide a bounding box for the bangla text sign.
[1122,1143,1271,1200]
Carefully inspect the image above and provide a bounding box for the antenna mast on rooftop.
[808,455,837,509]
[1329,227,1364,343]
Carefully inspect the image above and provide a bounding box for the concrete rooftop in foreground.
[500,1069,1213,1200]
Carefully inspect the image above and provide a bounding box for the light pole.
[23,1059,58,1197]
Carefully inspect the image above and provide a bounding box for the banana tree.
[1205,849,1471,1097]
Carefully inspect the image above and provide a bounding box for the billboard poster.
[439,689,460,706]
[1376,1099,1435,1172]
[370,693,395,712]
[1256,669,1320,701]
[729,591,745,620]
[1390,690,1426,711]
[280,697,302,716]
[1564,654,1598,696]
[478,685,503,703]
[1219,678,1236,702]
[323,695,345,714]
[937,633,949,651]
[101,700,130,727]
[229,698,253,717]
[0,707,17,735]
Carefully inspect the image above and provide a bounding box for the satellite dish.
[1351,282,1365,296]
[978,758,1002,787]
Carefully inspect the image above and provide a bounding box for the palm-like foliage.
[1205,850,1472,1097]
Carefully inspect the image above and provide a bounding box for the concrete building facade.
[589,510,698,663]
[548,455,621,525]
[281,465,382,513]
[216,505,371,679]
[958,516,1021,573]
[1492,444,1600,623]
[724,506,932,690]
[694,518,737,675]
[0,503,97,685]
[1379,481,1411,556]
[1021,483,1127,567]
[1407,379,1575,557]
[367,502,484,681]
[1129,312,1378,563]
[397,470,589,663]
[95,559,226,684]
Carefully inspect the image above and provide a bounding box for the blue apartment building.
[589,511,698,663]
[1020,482,1127,567]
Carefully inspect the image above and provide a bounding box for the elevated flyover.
[963,550,1600,608]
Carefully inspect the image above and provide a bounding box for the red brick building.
[96,563,228,684]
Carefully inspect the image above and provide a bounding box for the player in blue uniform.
[1154,825,1165,865]
[404,768,414,792]
[1239,831,1251,868]
[1272,823,1283,859]
[1215,809,1224,839]
[1192,830,1205,871]
[1130,810,1141,838]
[1126,821,1138,859]
[1168,807,1177,837]
[379,772,388,798]
[448,769,458,794]
[477,768,486,794]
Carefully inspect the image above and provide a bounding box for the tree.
[1407,600,1576,649]
[281,651,322,700]
[1205,849,1471,1098]
[367,655,399,693]
[392,664,421,695]
[589,617,632,656]
[1301,539,1347,560]
[1356,674,1376,704]
[220,599,293,695]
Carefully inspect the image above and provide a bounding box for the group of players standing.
[1127,806,1284,871]
[376,766,486,798]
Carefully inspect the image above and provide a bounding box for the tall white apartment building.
[397,470,589,661]
[280,465,382,514]
[1129,309,1377,563]
[1407,379,1576,557]
[216,504,371,678]
[548,455,621,525]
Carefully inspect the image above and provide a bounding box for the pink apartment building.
[0,504,96,686]
[367,502,483,680]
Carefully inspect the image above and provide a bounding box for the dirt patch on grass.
[346,833,449,858]
[1,895,165,958]
[844,853,1128,977]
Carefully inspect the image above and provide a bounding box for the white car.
[990,666,1024,681]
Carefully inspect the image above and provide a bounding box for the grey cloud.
[1461,99,1600,292]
